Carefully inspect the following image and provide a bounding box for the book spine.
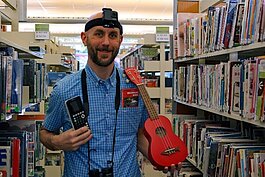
[12,138,20,177]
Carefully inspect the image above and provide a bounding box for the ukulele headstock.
[124,67,143,85]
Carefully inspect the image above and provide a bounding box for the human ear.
[81,32,87,46]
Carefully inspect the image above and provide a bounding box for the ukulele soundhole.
[155,127,166,137]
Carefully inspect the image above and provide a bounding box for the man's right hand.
[52,126,92,151]
[40,126,92,151]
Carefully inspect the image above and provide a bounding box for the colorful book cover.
[0,131,27,177]
[10,59,24,113]
[255,59,265,120]
[0,146,11,177]
[0,54,4,121]
[5,56,13,114]
[230,3,245,47]
[223,0,239,48]
[253,152,265,176]
[227,61,242,114]
[241,0,250,45]
[47,72,67,86]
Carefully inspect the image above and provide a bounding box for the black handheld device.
[65,96,89,130]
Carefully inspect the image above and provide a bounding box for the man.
[40,8,150,177]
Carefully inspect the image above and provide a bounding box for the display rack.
[120,34,173,117]
[0,32,47,177]
[172,0,265,176]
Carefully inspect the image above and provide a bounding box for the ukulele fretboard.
[137,84,158,120]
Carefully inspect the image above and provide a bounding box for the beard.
[86,40,119,67]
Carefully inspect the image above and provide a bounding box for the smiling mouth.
[98,50,112,59]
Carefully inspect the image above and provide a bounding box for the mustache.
[96,46,112,52]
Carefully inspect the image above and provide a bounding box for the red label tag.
[122,88,139,107]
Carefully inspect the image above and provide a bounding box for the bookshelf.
[0,32,45,120]
[0,33,47,177]
[0,0,20,31]
[120,34,173,118]
[173,0,265,176]
[0,32,75,176]
[0,34,44,59]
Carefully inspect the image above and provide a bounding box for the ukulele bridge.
[161,147,180,156]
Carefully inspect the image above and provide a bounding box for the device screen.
[67,98,82,114]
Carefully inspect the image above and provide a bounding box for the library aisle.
[2,0,265,176]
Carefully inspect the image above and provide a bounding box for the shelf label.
[35,24,50,40]
[156,27,170,42]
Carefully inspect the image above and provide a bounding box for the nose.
[102,35,110,46]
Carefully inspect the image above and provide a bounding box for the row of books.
[174,56,265,122]
[0,46,70,121]
[173,115,265,177]
[0,120,45,177]
[23,59,47,104]
[0,47,24,120]
[177,0,265,57]
[120,48,142,70]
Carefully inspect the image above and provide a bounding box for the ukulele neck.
[137,84,158,120]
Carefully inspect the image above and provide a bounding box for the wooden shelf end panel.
[177,1,199,13]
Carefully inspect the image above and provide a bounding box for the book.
[230,3,245,47]
[223,0,239,48]
[0,131,27,177]
[231,63,241,114]
[239,146,265,177]
[10,59,24,113]
[255,58,265,121]
[0,145,11,177]
[23,59,37,103]
[253,152,265,177]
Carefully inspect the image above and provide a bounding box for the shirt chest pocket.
[117,108,142,135]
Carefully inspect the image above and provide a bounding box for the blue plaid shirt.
[43,64,148,177]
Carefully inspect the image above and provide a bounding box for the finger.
[169,164,176,174]
[73,126,90,136]
[73,129,92,143]
[162,166,168,174]
[176,162,182,170]
[73,133,92,148]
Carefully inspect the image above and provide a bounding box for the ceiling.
[26,0,173,24]
[22,0,174,35]
[22,0,174,52]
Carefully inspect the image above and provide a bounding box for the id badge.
[122,88,139,108]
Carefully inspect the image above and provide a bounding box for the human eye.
[109,32,118,39]
[94,30,103,37]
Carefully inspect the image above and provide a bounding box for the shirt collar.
[84,64,117,87]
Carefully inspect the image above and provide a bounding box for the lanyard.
[81,68,120,172]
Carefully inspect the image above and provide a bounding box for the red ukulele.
[125,67,188,168]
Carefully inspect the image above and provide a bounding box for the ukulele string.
[139,84,174,149]
[139,86,168,150]
[138,85,174,150]
[132,71,174,151]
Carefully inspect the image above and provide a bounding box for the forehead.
[89,25,120,33]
